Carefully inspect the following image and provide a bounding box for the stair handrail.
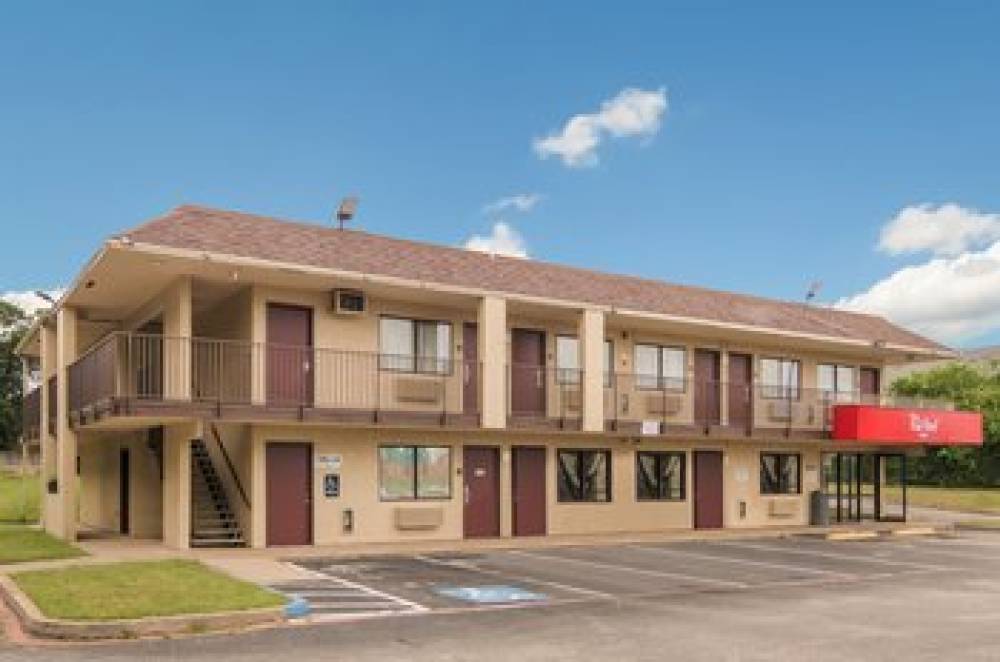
[208,423,250,510]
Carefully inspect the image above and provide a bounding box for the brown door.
[463,447,500,538]
[511,329,546,416]
[693,450,724,529]
[727,353,752,432]
[860,367,880,403]
[463,324,478,415]
[512,446,546,536]
[119,448,130,535]
[266,443,313,546]
[266,304,313,406]
[694,349,721,427]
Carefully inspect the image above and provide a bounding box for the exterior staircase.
[190,439,246,548]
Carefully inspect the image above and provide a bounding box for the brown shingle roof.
[124,205,948,353]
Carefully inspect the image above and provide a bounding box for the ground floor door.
[266,443,313,546]
[512,446,546,536]
[693,450,724,529]
[119,448,130,535]
[463,447,501,538]
[823,452,906,523]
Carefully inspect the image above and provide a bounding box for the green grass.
[12,560,285,621]
[0,526,83,564]
[882,486,1000,514]
[0,472,40,523]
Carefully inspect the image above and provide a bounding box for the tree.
[891,363,1000,486]
[0,300,29,450]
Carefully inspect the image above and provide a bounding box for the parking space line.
[627,544,858,579]
[890,544,1000,563]
[503,549,750,590]
[413,554,619,601]
[285,562,429,613]
[716,541,951,572]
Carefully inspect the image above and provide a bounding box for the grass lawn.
[0,472,40,523]
[884,486,1000,514]
[12,560,285,621]
[0,526,83,564]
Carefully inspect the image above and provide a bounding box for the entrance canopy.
[832,404,983,446]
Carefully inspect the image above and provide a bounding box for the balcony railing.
[22,387,41,440]
[507,364,583,429]
[67,332,480,427]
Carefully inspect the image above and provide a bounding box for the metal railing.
[67,332,479,425]
[507,363,583,426]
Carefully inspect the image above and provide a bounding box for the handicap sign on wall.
[433,585,547,604]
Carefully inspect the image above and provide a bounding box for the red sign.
[832,405,983,446]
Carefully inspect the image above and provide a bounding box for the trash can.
[809,490,829,526]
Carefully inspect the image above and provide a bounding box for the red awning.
[832,404,983,446]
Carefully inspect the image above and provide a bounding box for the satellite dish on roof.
[335,197,359,230]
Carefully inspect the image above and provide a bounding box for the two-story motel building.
[17,206,983,549]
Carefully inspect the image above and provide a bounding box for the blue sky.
[3,2,1000,347]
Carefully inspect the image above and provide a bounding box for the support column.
[163,277,192,401]
[579,308,605,433]
[51,307,78,541]
[478,296,507,429]
[249,433,266,548]
[39,322,56,531]
[162,421,196,549]
[250,286,266,406]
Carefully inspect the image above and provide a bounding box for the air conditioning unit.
[332,289,366,315]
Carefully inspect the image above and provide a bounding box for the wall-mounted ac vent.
[332,289,366,315]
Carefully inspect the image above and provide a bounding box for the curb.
[0,575,285,641]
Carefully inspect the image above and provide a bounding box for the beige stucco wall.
[77,431,164,538]
[244,424,826,548]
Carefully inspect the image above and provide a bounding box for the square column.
[39,322,56,531]
[478,296,507,429]
[162,422,197,549]
[49,307,78,540]
[249,434,266,548]
[579,308,605,433]
[163,277,192,401]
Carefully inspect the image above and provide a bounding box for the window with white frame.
[378,446,451,500]
[818,364,856,403]
[634,344,685,390]
[760,357,801,400]
[379,317,452,374]
[556,336,614,386]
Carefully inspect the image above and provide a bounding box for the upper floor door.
[266,303,313,406]
[727,353,752,431]
[860,367,880,403]
[694,349,721,426]
[511,329,546,416]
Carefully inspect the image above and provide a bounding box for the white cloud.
[1,289,63,317]
[837,240,1000,343]
[463,222,528,259]
[878,203,1000,256]
[482,193,542,215]
[533,87,668,167]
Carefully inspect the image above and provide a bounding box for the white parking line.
[285,562,429,612]
[414,554,618,601]
[627,544,858,579]
[504,549,750,590]
[716,541,951,572]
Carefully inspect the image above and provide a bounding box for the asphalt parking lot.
[280,533,974,620]
[6,532,1000,661]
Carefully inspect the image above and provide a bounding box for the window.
[556,337,614,386]
[556,335,580,384]
[557,450,611,502]
[379,317,452,374]
[636,452,685,501]
[818,364,856,403]
[635,344,685,390]
[378,446,451,500]
[760,358,801,400]
[760,453,800,494]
